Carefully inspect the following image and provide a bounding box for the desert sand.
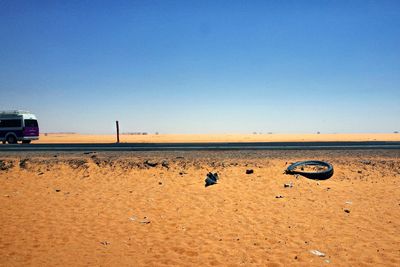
[36,133,400,143]
[0,150,399,266]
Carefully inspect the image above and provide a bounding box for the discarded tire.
[284,161,334,180]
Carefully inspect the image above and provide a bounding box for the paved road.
[1,141,400,152]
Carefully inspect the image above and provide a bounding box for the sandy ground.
[0,150,399,266]
[36,133,400,143]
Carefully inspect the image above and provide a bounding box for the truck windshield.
[24,119,38,127]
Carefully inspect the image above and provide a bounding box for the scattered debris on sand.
[0,150,399,266]
[0,160,14,171]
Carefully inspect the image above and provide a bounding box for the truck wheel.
[22,140,31,144]
[6,135,17,144]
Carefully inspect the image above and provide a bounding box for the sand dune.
[36,133,400,143]
[1,150,399,266]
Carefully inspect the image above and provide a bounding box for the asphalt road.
[1,141,400,152]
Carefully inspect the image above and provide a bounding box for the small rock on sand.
[144,160,158,167]
[161,160,169,169]
[284,182,293,188]
[246,169,254,174]
[19,159,29,169]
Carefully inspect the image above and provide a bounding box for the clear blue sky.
[1,0,399,134]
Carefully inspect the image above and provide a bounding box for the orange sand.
[0,150,399,266]
[36,133,400,143]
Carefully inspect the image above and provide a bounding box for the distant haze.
[1,1,399,134]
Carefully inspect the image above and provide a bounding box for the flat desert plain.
[0,149,399,266]
[36,133,400,143]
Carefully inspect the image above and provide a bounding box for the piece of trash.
[275,195,284,199]
[345,201,352,205]
[129,216,137,221]
[344,209,350,213]
[325,259,331,263]
[284,182,293,188]
[285,161,334,180]
[310,250,325,257]
[139,217,151,224]
[205,172,219,187]
[246,169,254,174]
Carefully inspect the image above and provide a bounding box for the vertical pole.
[116,120,120,143]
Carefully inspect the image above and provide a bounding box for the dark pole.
[116,120,120,143]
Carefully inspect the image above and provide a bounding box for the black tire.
[22,140,31,144]
[6,135,17,144]
[285,160,334,180]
